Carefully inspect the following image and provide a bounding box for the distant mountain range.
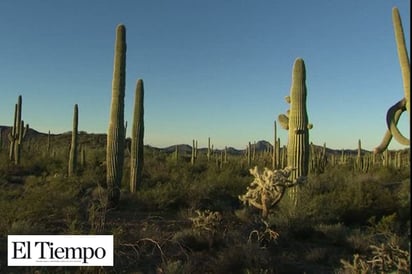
[0,125,409,156]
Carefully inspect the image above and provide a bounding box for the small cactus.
[207,137,211,161]
[47,130,51,156]
[191,139,196,165]
[68,104,79,177]
[8,95,29,164]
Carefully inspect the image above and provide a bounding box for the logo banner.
[8,235,113,266]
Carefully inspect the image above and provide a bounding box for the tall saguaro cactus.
[106,24,127,207]
[278,58,312,203]
[130,79,144,193]
[68,104,78,177]
[8,95,29,164]
[375,7,410,153]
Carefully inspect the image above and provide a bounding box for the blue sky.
[0,0,410,150]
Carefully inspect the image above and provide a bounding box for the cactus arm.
[23,123,29,139]
[285,96,291,104]
[392,7,410,116]
[374,102,404,153]
[387,98,409,145]
[278,114,289,130]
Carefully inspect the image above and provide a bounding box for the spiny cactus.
[47,130,51,156]
[309,142,328,174]
[106,24,126,207]
[207,137,211,161]
[278,58,312,204]
[191,139,196,165]
[247,141,252,166]
[375,7,410,153]
[357,139,362,165]
[68,104,78,177]
[272,121,281,170]
[8,95,29,164]
[239,166,305,219]
[80,144,87,168]
[130,79,144,193]
[354,139,370,173]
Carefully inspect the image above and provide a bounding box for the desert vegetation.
[0,6,410,274]
[0,132,409,273]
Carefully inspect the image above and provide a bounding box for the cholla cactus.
[189,210,222,233]
[239,166,305,218]
[340,243,409,273]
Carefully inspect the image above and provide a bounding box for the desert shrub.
[394,178,410,222]
[339,213,410,273]
[134,161,250,212]
[345,228,371,253]
[172,209,225,253]
[0,178,23,235]
[211,243,275,274]
[186,166,249,210]
[172,229,214,251]
[274,166,408,228]
[304,247,329,263]
[159,259,188,274]
[7,220,48,235]
[313,222,350,245]
[0,173,101,236]
[136,181,190,210]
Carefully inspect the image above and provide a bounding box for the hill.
[0,125,409,157]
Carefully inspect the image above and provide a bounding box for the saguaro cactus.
[375,7,410,153]
[130,79,144,193]
[278,58,312,204]
[191,139,196,165]
[80,144,87,168]
[68,104,79,177]
[8,95,29,164]
[278,58,312,179]
[272,121,281,170]
[106,24,126,207]
[207,137,211,161]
